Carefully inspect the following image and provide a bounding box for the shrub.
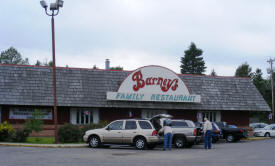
[80,121,108,137]
[0,121,15,141]
[11,129,30,142]
[58,124,81,143]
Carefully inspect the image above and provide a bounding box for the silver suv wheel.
[175,137,185,148]
[89,136,100,148]
[135,137,146,150]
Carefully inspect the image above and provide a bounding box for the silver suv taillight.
[152,130,157,136]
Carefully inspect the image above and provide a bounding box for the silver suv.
[170,119,200,148]
[83,119,160,150]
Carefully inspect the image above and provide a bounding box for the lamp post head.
[40,0,64,16]
[50,2,58,10]
[50,0,64,10]
[57,0,64,8]
[40,0,48,9]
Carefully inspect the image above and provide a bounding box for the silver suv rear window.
[171,121,188,128]
[138,121,152,129]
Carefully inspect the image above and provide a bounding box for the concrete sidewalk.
[0,142,88,148]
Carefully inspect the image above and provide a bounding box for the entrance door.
[197,111,221,122]
[70,108,94,125]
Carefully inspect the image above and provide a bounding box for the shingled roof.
[0,64,270,112]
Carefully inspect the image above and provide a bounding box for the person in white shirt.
[159,120,173,150]
[203,117,213,149]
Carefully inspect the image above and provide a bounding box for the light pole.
[40,0,64,143]
[267,58,275,122]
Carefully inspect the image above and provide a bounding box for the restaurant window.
[71,108,93,125]
[9,108,52,120]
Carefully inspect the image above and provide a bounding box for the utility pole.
[40,0,64,143]
[267,58,275,121]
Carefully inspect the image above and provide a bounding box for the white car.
[250,123,268,130]
[253,124,275,137]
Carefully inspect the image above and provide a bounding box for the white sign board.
[107,66,201,103]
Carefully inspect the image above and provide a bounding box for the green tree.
[110,66,123,70]
[48,61,53,67]
[234,63,270,107]
[24,109,44,135]
[235,62,252,77]
[180,42,206,74]
[248,67,271,123]
[0,47,29,65]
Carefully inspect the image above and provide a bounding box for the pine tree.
[35,60,42,66]
[93,65,98,69]
[210,69,217,76]
[180,42,206,74]
[252,68,266,96]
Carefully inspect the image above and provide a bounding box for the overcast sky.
[1,0,274,77]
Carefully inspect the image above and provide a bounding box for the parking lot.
[1,138,275,166]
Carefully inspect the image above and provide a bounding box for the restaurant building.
[0,63,270,135]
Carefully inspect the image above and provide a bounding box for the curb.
[245,137,271,141]
[0,137,271,148]
[0,142,88,148]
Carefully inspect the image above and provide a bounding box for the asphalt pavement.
[0,138,275,166]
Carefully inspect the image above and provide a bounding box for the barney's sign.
[106,66,201,103]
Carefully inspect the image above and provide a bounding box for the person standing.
[159,120,173,151]
[203,117,213,149]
